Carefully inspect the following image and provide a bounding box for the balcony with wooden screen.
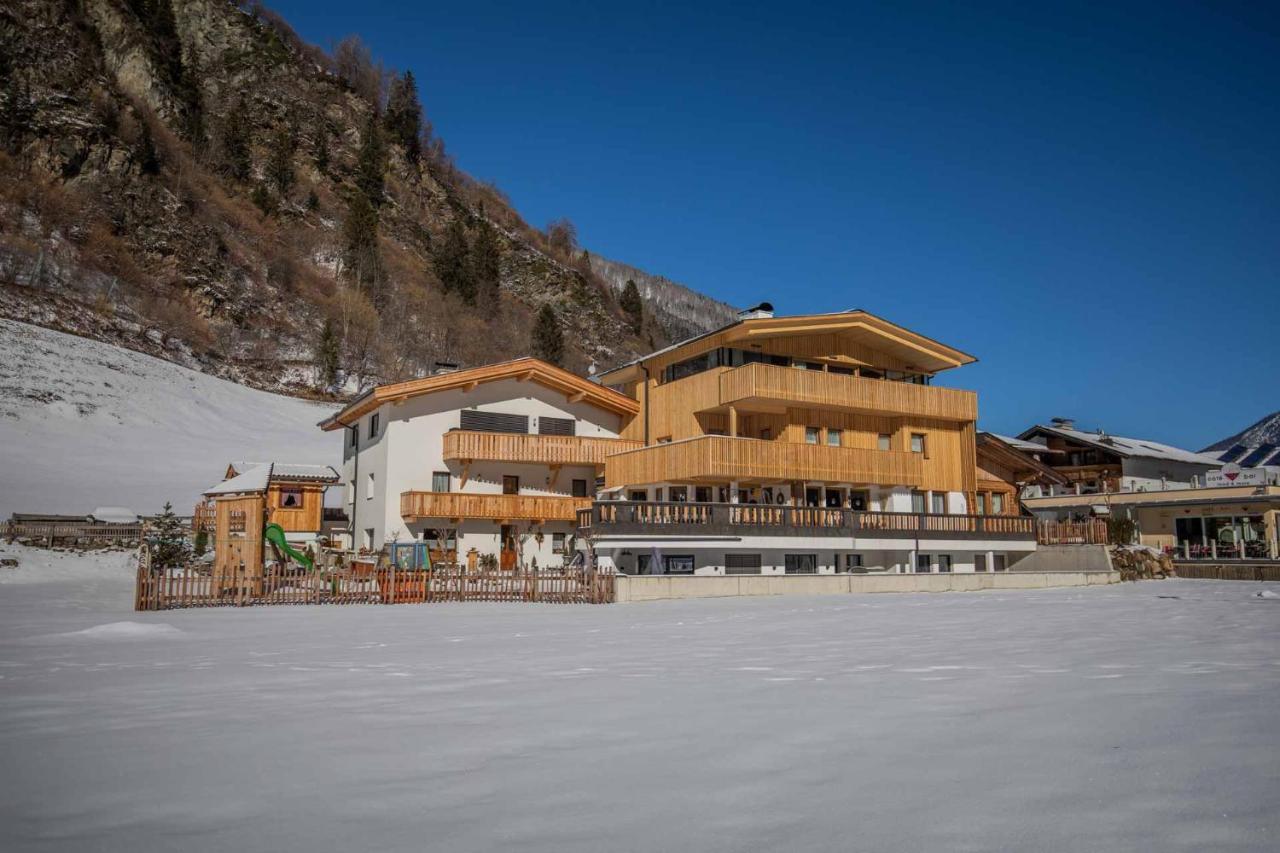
[442,430,642,467]
[400,491,591,523]
[603,435,924,488]
[714,362,977,421]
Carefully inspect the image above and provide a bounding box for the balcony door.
[500,524,517,570]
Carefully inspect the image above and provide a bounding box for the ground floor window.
[915,553,931,573]
[638,554,695,574]
[975,553,987,572]
[725,554,762,575]
[993,554,1007,572]
[838,554,865,574]
[937,554,952,573]
[628,490,647,502]
[784,553,818,574]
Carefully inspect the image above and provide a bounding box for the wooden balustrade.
[443,430,642,466]
[716,362,978,421]
[603,435,923,489]
[400,491,592,522]
[579,501,1035,540]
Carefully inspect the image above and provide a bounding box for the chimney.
[738,302,774,320]
[1050,417,1076,430]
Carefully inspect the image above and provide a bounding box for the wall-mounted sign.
[1206,464,1267,488]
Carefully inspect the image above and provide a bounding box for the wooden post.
[728,405,738,438]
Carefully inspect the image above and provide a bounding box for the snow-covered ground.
[1,546,1278,852]
[0,320,338,519]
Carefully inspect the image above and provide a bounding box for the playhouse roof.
[205,463,339,496]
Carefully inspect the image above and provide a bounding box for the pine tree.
[313,123,330,174]
[150,502,190,569]
[250,182,274,215]
[343,191,384,301]
[620,278,644,335]
[384,70,423,164]
[355,112,386,205]
[221,98,252,181]
[435,218,473,301]
[266,127,294,195]
[315,318,341,390]
[136,121,160,175]
[471,219,502,306]
[532,304,564,366]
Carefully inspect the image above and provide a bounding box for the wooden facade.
[265,482,326,533]
[400,491,592,523]
[442,430,642,468]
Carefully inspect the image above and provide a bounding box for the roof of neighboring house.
[1017,425,1222,467]
[88,506,139,524]
[596,309,977,384]
[976,433,1069,486]
[986,433,1064,455]
[1212,442,1280,468]
[205,462,340,496]
[317,357,639,431]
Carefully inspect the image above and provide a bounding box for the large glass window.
[432,471,450,493]
[915,553,932,573]
[991,493,1005,514]
[976,493,987,515]
[911,491,927,514]
[826,428,842,447]
[910,433,926,454]
[877,433,892,451]
[665,555,695,574]
[784,554,818,574]
[937,554,952,573]
[930,492,946,514]
[975,553,988,572]
[805,427,820,445]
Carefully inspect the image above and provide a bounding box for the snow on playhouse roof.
[1018,424,1221,466]
[204,463,339,496]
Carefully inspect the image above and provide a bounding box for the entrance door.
[499,524,517,570]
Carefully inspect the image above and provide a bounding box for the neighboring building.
[1015,419,1220,495]
[1203,442,1280,488]
[975,432,1068,508]
[1023,485,1280,561]
[201,462,340,546]
[317,358,640,567]
[579,306,1038,575]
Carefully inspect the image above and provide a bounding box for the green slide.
[264,523,314,570]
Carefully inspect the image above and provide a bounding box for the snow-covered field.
[0,319,338,520]
[1,545,1278,852]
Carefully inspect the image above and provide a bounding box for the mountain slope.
[0,0,722,396]
[1202,411,1280,453]
[590,254,738,343]
[0,318,338,520]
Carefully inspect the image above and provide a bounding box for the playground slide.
[264,523,314,570]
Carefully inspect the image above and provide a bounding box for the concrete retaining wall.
[1008,545,1113,573]
[613,570,1120,603]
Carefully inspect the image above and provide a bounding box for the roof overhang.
[318,357,639,431]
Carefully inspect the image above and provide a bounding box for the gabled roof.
[205,462,340,496]
[317,357,639,431]
[976,432,1069,486]
[986,433,1064,455]
[1017,425,1221,466]
[597,309,977,384]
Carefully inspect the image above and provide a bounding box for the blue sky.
[267,0,1279,450]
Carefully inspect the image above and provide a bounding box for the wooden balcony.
[578,501,1035,540]
[400,491,591,523]
[442,430,642,467]
[716,362,977,421]
[603,435,923,488]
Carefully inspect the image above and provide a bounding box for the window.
[348,427,358,448]
[930,492,946,514]
[666,555,695,574]
[759,428,772,440]
[347,481,355,505]
[432,471,450,493]
[538,416,575,436]
[915,553,932,573]
[839,554,865,574]
[992,493,1005,514]
[878,433,892,451]
[937,554,952,573]
[694,486,712,503]
[363,528,375,549]
[862,367,884,380]
[279,488,303,509]
[725,554,762,575]
[805,426,820,445]
[552,532,566,554]
[828,365,855,376]
[460,410,529,434]
[422,528,457,550]
[366,472,375,500]
[848,491,868,511]
[826,428,842,447]
[911,490,927,514]
[993,554,1007,572]
[368,413,380,439]
[910,433,926,454]
[571,479,588,498]
[975,554,988,572]
[669,486,688,502]
[976,493,987,515]
[655,487,666,502]
[502,475,519,495]
[628,490,647,502]
[784,554,818,575]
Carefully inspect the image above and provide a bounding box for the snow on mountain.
[589,255,739,341]
[1202,410,1280,453]
[0,319,338,520]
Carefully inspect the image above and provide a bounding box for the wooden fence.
[1171,563,1280,582]
[1036,519,1109,546]
[135,550,614,610]
[5,520,145,545]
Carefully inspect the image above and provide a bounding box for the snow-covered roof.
[987,433,1062,454]
[204,462,339,496]
[1019,425,1221,466]
[89,506,139,524]
[1212,442,1280,468]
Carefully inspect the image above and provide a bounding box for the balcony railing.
[602,435,923,489]
[443,430,642,467]
[716,362,977,421]
[401,491,591,522]
[577,501,1035,540]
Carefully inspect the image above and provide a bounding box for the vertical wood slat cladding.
[442,431,643,466]
[603,436,924,488]
[400,491,591,522]
[265,484,325,532]
[719,363,977,421]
